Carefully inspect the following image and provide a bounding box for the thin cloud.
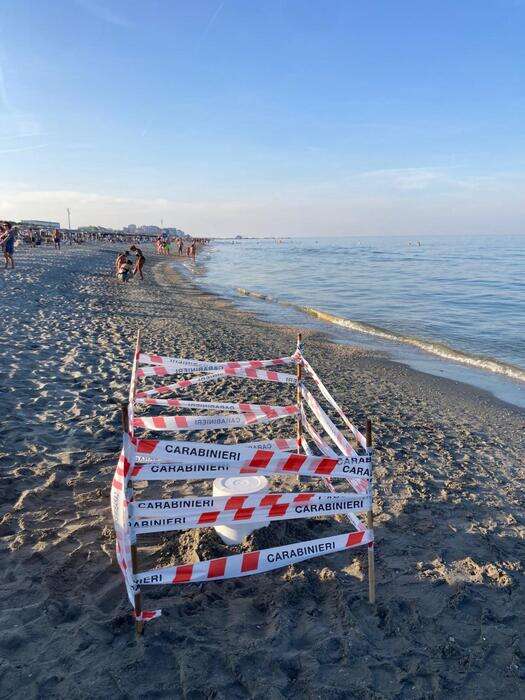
[356,166,525,193]
[0,143,47,155]
[3,189,171,207]
[74,0,132,28]
[202,2,225,40]
[195,1,225,50]
[0,132,50,141]
[0,58,11,111]
[141,3,225,137]
[0,55,43,140]
[140,115,155,138]
[360,167,444,191]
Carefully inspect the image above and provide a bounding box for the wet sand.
[0,244,524,699]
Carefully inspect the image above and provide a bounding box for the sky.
[1,0,524,235]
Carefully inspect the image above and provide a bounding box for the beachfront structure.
[19,219,60,230]
[123,224,189,237]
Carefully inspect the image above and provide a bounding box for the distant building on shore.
[77,226,114,234]
[124,224,160,235]
[123,224,189,237]
[164,227,188,237]
[19,219,60,230]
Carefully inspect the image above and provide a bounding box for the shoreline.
[1,244,524,698]
[190,239,525,411]
[167,255,525,419]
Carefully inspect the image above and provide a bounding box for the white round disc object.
[213,475,268,497]
[212,475,269,545]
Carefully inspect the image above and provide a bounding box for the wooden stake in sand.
[121,402,144,635]
[130,330,141,405]
[295,333,303,458]
[366,418,375,604]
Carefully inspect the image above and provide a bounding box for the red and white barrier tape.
[137,360,296,378]
[131,406,298,432]
[243,437,296,452]
[130,492,372,534]
[115,347,375,623]
[110,444,137,600]
[301,411,337,457]
[300,355,367,448]
[131,489,349,515]
[131,457,367,482]
[299,436,366,532]
[134,610,161,622]
[301,385,361,459]
[300,411,369,493]
[138,364,212,378]
[132,438,371,482]
[139,353,295,370]
[128,337,140,415]
[136,367,296,398]
[111,437,161,622]
[136,529,373,586]
[136,370,225,397]
[222,367,296,384]
[135,398,297,415]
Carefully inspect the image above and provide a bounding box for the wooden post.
[295,333,303,484]
[129,330,141,406]
[295,333,303,455]
[366,418,375,604]
[121,403,144,635]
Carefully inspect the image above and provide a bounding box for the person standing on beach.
[130,244,146,280]
[0,222,16,269]
[53,229,61,250]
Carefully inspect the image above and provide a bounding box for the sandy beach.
[1,244,524,699]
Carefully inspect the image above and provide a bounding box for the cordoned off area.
[112,334,374,627]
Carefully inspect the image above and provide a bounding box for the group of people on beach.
[114,236,209,283]
[2,220,208,276]
[1,222,106,270]
[25,227,86,247]
[154,235,200,259]
[115,245,145,282]
[155,236,171,255]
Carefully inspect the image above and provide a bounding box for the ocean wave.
[235,287,525,383]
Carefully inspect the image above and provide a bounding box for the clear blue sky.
[1,0,524,234]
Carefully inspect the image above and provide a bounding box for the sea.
[177,234,525,409]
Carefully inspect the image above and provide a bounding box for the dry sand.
[0,243,524,699]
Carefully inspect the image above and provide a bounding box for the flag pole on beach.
[366,418,375,604]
